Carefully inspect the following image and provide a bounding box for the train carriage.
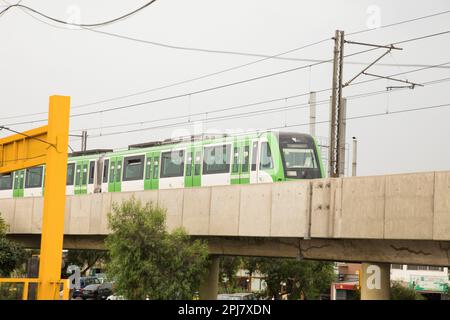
[0,131,325,199]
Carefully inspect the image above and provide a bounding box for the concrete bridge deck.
[2,170,450,266]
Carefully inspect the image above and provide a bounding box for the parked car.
[82,282,114,300]
[72,276,101,299]
[82,282,113,300]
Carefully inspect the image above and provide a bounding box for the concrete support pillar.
[360,262,391,300]
[199,256,220,300]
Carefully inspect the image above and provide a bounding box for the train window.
[194,151,201,175]
[203,144,231,175]
[0,174,13,190]
[25,166,43,188]
[145,157,152,180]
[260,142,273,170]
[160,150,184,178]
[66,163,75,186]
[103,159,109,183]
[186,152,193,176]
[153,158,159,179]
[123,155,145,181]
[242,146,249,172]
[283,148,317,169]
[251,141,258,171]
[232,147,239,173]
[88,161,95,184]
[161,150,184,178]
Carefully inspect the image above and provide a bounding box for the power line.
[346,10,450,36]
[85,77,450,139]
[0,1,158,27]
[81,8,450,65]
[4,59,450,128]
[66,32,450,119]
[0,125,55,148]
[104,101,450,151]
[71,76,450,134]
[64,10,450,107]
[1,7,447,121]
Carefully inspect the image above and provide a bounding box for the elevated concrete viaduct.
[2,170,450,299]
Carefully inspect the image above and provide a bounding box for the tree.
[65,249,108,276]
[255,258,335,300]
[219,256,243,293]
[105,198,210,300]
[390,282,425,300]
[0,213,27,277]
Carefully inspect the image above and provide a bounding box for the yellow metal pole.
[22,280,29,300]
[62,279,70,300]
[36,95,70,300]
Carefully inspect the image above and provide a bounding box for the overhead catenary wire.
[4,59,450,129]
[0,1,158,27]
[104,101,450,151]
[1,8,449,122]
[71,76,450,135]
[85,77,450,139]
[0,125,55,148]
[63,31,450,119]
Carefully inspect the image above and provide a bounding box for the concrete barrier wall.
[310,171,450,241]
[1,170,450,241]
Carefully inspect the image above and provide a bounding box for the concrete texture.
[3,170,450,265]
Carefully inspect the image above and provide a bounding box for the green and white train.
[0,131,325,199]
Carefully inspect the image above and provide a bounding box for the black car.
[72,277,101,299]
[82,282,114,300]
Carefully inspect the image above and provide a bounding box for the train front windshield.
[279,133,322,179]
[283,148,317,170]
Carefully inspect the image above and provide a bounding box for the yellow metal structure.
[0,278,70,300]
[0,125,48,174]
[0,95,70,300]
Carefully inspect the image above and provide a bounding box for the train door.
[144,151,160,190]
[74,160,88,195]
[231,140,240,185]
[240,139,250,184]
[250,140,259,184]
[231,140,250,184]
[192,148,202,187]
[13,170,24,197]
[87,160,96,194]
[150,152,160,190]
[184,148,194,188]
[108,156,122,192]
[184,146,201,188]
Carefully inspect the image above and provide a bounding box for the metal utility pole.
[81,130,87,152]
[328,30,406,178]
[329,30,345,178]
[352,137,357,177]
[309,92,316,137]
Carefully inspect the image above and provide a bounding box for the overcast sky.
[1,0,449,176]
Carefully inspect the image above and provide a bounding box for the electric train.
[0,131,325,199]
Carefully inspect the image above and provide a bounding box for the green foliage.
[65,249,108,276]
[254,258,335,300]
[219,256,243,293]
[0,213,27,277]
[0,214,8,236]
[105,198,210,300]
[390,281,425,300]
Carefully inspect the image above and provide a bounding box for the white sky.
[0,0,449,176]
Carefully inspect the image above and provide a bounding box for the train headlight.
[287,171,297,177]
